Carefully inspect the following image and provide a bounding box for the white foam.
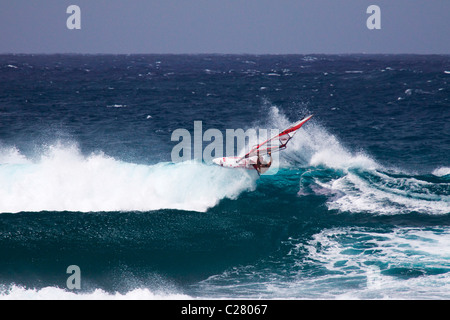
[0,285,191,300]
[305,227,450,270]
[106,104,127,108]
[324,170,450,215]
[264,106,377,171]
[0,146,29,164]
[0,143,256,214]
[433,167,450,177]
[299,227,450,299]
[306,130,377,170]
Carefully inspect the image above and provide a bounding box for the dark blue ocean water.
[0,54,449,299]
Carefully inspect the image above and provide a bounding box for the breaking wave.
[0,143,256,213]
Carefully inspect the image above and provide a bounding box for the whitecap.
[0,285,191,300]
[106,104,127,108]
[0,143,256,213]
[432,167,450,177]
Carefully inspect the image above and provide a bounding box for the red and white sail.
[238,115,313,161]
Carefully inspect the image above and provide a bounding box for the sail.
[239,115,313,161]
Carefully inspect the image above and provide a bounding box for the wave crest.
[0,144,256,214]
[0,285,190,300]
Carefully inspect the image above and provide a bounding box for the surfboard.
[212,156,257,169]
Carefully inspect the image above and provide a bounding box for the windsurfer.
[255,151,272,174]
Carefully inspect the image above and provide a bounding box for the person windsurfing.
[212,115,313,175]
[254,151,272,174]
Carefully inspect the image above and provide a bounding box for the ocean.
[0,54,449,299]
